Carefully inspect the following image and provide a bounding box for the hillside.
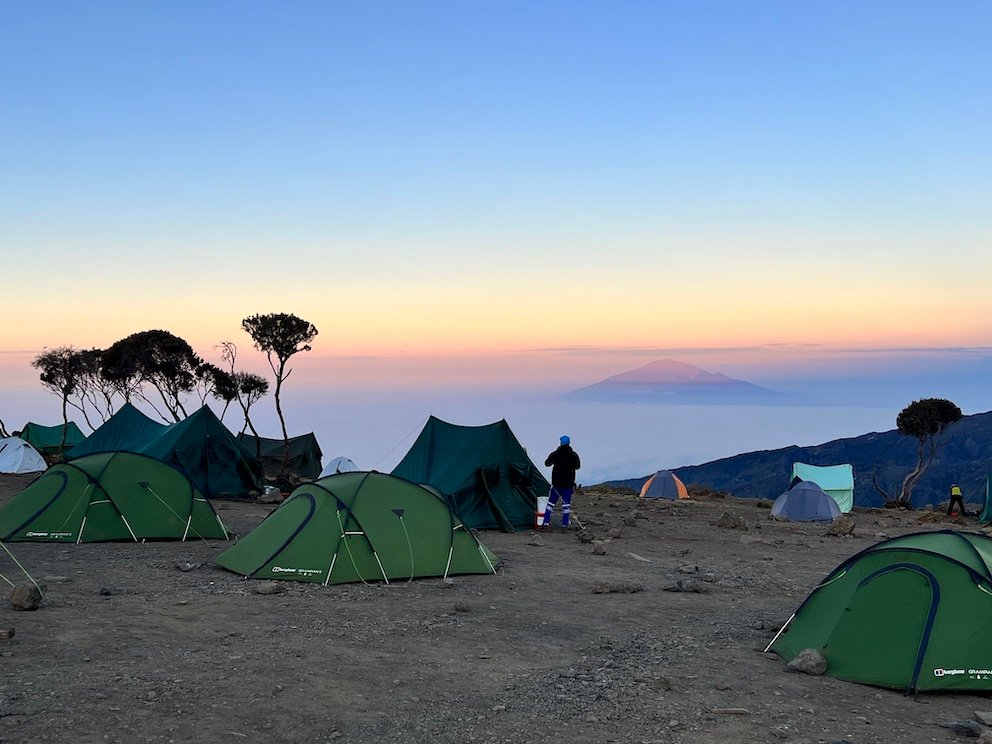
[562,359,781,404]
[602,409,992,508]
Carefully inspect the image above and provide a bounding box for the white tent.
[0,437,47,474]
[319,456,359,478]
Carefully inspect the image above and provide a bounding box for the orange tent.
[639,470,689,500]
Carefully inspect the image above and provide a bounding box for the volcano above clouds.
[562,359,782,405]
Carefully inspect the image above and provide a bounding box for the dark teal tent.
[67,404,166,456]
[236,432,323,480]
[391,416,548,532]
[69,404,264,499]
[17,421,87,456]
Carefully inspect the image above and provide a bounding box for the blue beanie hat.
[560,435,570,445]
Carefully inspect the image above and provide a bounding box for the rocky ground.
[1,472,990,744]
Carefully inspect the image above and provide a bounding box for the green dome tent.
[0,452,228,543]
[391,416,548,531]
[770,530,992,691]
[214,471,499,585]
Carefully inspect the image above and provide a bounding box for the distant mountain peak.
[601,359,740,386]
[562,359,780,405]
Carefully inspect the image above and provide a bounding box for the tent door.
[824,564,938,690]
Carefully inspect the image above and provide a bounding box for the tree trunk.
[274,360,289,475]
[59,394,69,458]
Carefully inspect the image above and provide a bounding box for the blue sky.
[3,2,991,477]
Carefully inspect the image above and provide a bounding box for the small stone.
[716,513,748,531]
[976,711,992,727]
[593,581,611,594]
[0,628,14,640]
[251,582,287,595]
[11,584,43,610]
[786,648,828,676]
[607,527,623,539]
[656,676,672,691]
[712,707,749,715]
[592,541,608,556]
[453,602,471,613]
[938,720,984,737]
[625,551,652,563]
[715,680,731,690]
[40,575,72,583]
[527,534,544,547]
[439,578,455,588]
[99,587,115,596]
[576,530,595,544]
[559,668,577,679]
[826,516,856,536]
[175,562,202,572]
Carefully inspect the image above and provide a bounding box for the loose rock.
[11,583,43,610]
[717,512,748,531]
[786,648,828,676]
[826,516,855,536]
[252,582,287,595]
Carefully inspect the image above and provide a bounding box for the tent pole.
[763,613,796,654]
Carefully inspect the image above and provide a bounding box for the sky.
[2,2,991,479]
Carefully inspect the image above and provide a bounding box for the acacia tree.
[65,347,115,430]
[217,341,269,453]
[31,346,89,455]
[194,361,238,418]
[235,371,269,443]
[102,330,202,422]
[891,398,963,506]
[241,313,317,470]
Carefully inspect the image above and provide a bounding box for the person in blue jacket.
[542,435,581,530]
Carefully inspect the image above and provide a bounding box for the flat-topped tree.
[241,313,318,472]
[894,398,963,506]
[101,330,202,422]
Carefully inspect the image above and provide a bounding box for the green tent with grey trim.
[771,530,992,691]
[391,416,548,531]
[0,452,228,543]
[214,471,499,584]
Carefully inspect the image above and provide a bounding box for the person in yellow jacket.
[948,483,968,517]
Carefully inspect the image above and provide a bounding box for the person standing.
[543,435,581,530]
[948,483,968,517]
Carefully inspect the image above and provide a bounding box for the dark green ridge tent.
[17,422,86,456]
[771,530,992,692]
[0,452,228,543]
[236,432,323,480]
[67,403,167,456]
[390,416,549,532]
[69,404,264,499]
[214,471,499,584]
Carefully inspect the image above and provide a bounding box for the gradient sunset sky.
[3,2,990,386]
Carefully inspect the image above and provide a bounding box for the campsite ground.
[0,473,988,744]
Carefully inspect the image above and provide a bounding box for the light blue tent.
[791,462,854,513]
[771,480,842,522]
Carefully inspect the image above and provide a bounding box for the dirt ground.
[1,473,989,744]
